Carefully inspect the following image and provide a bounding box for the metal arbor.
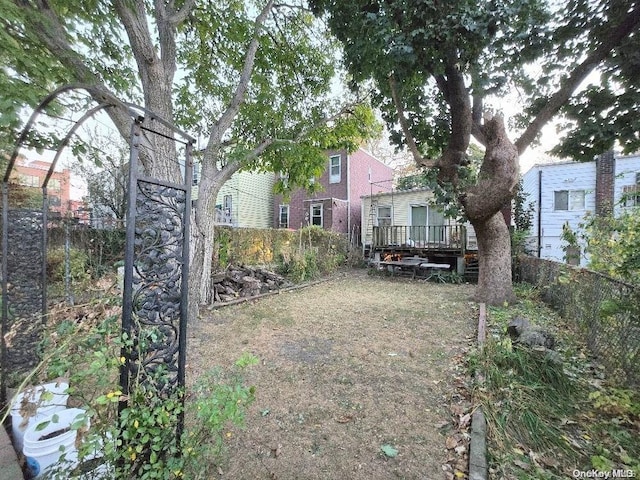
[1,85,194,445]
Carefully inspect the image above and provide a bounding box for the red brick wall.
[11,158,72,215]
[273,148,394,233]
[347,149,394,233]
[595,150,615,216]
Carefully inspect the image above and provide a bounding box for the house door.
[427,206,445,242]
[410,206,427,245]
[310,203,323,227]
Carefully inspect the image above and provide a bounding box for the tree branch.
[168,0,197,25]
[388,75,437,167]
[515,2,640,155]
[153,0,178,81]
[18,3,133,141]
[204,0,275,159]
[471,93,486,146]
[113,0,157,67]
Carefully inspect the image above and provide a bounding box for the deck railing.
[372,225,467,251]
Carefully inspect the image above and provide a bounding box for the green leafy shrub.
[582,210,640,284]
[47,246,91,283]
[22,294,258,480]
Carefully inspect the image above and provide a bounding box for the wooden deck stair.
[464,256,479,280]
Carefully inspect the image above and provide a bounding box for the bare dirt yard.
[187,269,477,480]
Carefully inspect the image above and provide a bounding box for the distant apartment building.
[10,155,88,222]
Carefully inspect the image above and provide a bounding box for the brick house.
[10,156,72,218]
[273,148,393,239]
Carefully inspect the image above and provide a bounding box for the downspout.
[537,169,542,258]
[346,152,351,235]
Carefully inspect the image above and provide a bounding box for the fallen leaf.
[459,413,471,428]
[513,458,530,470]
[540,456,560,468]
[381,444,398,458]
[445,436,458,449]
[271,444,282,458]
[335,415,353,424]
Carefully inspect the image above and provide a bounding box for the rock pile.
[211,265,292,304]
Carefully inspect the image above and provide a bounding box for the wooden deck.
[372,225,467,253]
[367,225,477,277]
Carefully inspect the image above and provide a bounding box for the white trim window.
[329,154,341,183]
[623,185,640,207]
[554,190,585,211]
[377,205,392,226]
[279,204,290,228]
[310,203,323,227]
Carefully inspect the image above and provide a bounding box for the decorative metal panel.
[3,208,44,377]
[126,180,188,396]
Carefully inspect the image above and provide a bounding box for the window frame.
[279,204,290,228]
[377,205,392,226]
[310,203,323,227]
[329,154,341,184]
[19,174,39,187]
[623,185,640,207]
[223,194,232,214]
[554,190,585,211]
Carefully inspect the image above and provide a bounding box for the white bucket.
[22,408,88,479]
[10,381,69,453]
[69,433,114,480]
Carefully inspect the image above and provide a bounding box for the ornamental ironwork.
[120,118,193,436]
[1,208,44,379]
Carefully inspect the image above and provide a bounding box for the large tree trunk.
[463,114,519,305]
[187,160,242,323]
[471,212,516,305]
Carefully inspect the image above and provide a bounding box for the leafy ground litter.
[187,269,477,480]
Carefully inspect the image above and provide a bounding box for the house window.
[310,203,323,227]
[623,185,640,207]
[329,154,341,183]
[223,195,232,222]
[19,175,39,187]
[279,205,290,228]
[48,178,61,190]
[554,190,585,211]
[377,205,392,226]
[48,195,61,207]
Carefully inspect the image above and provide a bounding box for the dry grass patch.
[187,269,476,480]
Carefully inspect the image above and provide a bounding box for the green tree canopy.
[311,0,640,303]
[0,0,380,306]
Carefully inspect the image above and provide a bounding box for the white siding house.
[361,188,478,249]
[521,153,640,266]
[613,155,640,215]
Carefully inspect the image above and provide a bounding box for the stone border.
[0,425,22,480]
[468,302,488,480]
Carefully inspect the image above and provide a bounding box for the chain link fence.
[518,255,640,388]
